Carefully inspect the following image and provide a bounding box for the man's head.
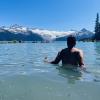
[67,36,76,49]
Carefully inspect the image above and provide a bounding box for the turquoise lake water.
[0,42,100,100]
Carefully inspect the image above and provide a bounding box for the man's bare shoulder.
[72,48,83,57]
[61,48,83,56]
[72,48,83,52]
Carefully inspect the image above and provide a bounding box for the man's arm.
[78,50,84,68]
[50,51,62,64]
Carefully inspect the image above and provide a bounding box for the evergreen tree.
[94,13,100,40]
[98,23,100,34]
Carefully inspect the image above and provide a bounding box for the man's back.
[50,36,84,68]
[61,48,83,66]
[51,48,84,67]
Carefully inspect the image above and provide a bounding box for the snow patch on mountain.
[31,28,75,40]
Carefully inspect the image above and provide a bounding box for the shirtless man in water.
[45,36,84,69]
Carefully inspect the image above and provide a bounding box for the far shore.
[0,40,100,44]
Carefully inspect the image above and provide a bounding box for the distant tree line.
[94,13,100,40]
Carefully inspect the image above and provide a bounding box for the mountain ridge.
[0,24,94,41]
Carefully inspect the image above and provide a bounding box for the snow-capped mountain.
[55,28,94,41]
[0,25,43,41]
[75,28,94,40]
[2,24,29,34]
[0,24,94,41]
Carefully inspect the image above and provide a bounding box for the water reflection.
[56,66,82,84]
[56,65,100,84]
[94,42,100,54]
[94,42,100,67]
[94,42,100,62]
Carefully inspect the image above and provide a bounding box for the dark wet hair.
[67,35,76,49]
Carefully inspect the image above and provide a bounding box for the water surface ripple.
[0,42,100,100]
